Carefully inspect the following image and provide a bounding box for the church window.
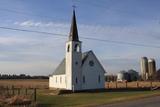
[65,77,67,84]
[75,61,78,65]
[74,44,80,52]
[89,60,94,66]
[67,45,70,52]
[56,77,57,83]
[60,77,62,83]
[76,77,78,84]
[83,76,85,84]
[98,75,101,83]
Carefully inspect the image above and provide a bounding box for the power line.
[0,26,67,37]
[0,1,158,23]
[82,36,160,48]
[0,26,160,49]
[75,0,109,9]
[0,2,141,22]
[75,0,158,21]
[0,8,65,21]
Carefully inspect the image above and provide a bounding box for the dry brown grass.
[0,79,160,89]
[0,79,48,89]
[0,95,32,106]
[0,80,160,106]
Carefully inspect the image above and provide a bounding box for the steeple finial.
[72,5,76,10]
[69,8,79,41]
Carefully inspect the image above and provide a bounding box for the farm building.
[117,70,139,82]
[117,71,128,82]
[49,10,105,91]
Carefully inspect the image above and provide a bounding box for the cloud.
[1,0,160,76]
[0,35,65,62]
[0,36,30,45]
[0,61,57,76]
[14,20,160,43]
[0,20,160,75]
[14,20,69,28]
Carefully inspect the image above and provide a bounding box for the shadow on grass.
[104,88,152,92]
[36,104,55,107]
[56,87,157,95]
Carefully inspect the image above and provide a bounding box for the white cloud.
[0,36,30,45]
[13,20,160,44]
[0,20,159,75]
[0,61,57,76]
[14,20,69,28]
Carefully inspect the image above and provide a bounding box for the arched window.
[83,76,85,84]
[67,45,70,52]
[89,60,94,67]
[74,44,80,52]
[98,75,101,83]
[75,61,78,65]
[76,77,78,84]
[56,77,57,83]
[60,77,62,83]
[65,77,67,84]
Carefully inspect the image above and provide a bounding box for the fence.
[0,85,37,106]
[105,81,160,89]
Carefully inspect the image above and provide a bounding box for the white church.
[49,10,105,91]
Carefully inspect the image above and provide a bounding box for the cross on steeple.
[72,0,77,10]
[72,5,76,10]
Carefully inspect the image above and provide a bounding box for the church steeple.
[69,9,79,41]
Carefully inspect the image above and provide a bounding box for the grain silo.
[117,72,124,82]
[148,58,156,80]
[140,57,149,80]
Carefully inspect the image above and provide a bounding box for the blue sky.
[0,0,160,75]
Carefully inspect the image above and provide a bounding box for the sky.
[0,0,160,75]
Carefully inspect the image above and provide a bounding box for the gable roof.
[52,58,65,75]
[82,50,92,65]
[51,50,106,75]
[52,51,91,75]
[87,51,106,73]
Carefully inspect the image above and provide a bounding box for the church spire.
[69,9,79,41]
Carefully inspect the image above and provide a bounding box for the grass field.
[0,79,160,107]
[0,79,48,89]
[0,79,160,89]
[37,90,160,107]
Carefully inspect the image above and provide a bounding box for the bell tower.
[65,9,82,91]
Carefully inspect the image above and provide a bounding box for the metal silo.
[140,57,149,80]
[117,72,124,82]
[148,58,156,80]
[117,71,128,82]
